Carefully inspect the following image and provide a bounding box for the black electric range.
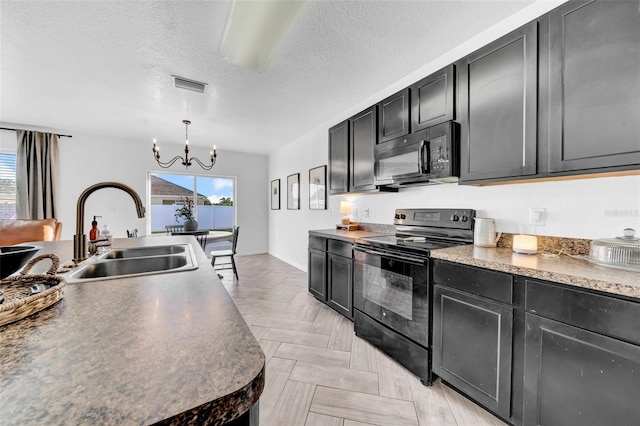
[353,208,475,385]
[356,208,476,254]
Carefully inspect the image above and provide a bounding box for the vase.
[183,219,198,232]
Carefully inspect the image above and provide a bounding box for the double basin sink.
[67,244,198,282]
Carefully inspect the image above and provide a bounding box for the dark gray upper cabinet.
[350,106,378,192]
[543,0,640,173]
[378,88,410,143]
[410,64,455,132]
[328,120,349,194]
[458,22,538,183]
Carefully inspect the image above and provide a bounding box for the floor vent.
[172,76,207,93]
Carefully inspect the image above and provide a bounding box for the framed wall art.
[309,165,326,210]
[271,179,280,210]
[287,173,300,210]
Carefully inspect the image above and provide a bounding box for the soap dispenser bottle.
[101,224,112,248]
[89,215,102,241]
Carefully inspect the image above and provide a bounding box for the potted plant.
[175,197,198,231]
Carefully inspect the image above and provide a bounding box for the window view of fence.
[149,172,234,233]
[151,204,233,232]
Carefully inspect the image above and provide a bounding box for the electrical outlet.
[363,208,370,218]
[529,208,546,226]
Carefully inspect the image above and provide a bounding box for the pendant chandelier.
[152,120,217,170]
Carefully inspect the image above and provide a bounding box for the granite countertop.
[308,228,391,243]
[0,236,264,425]
[431,245,640,301]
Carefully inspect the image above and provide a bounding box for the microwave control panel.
[428,135,451,177]
[425,120,458,179]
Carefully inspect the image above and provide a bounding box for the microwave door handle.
[418,140,430,173]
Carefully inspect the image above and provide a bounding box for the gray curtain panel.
[16,130,59,219]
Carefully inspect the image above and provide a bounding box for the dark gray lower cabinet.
[308,248,327,301]
[523,279,640,426]
[523,313,640,426]
[308,235,328,301]
[433,285,513,419]
[327,247,353,319]
[308,234,353,319]
[433,261,640,425]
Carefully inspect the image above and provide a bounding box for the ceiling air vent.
[172,75,208,93]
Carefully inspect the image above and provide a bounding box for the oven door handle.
[355,247,427,266]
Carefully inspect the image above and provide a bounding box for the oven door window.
[362,260,414,320]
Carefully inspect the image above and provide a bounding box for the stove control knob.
[400,214,406,220]
[450,214,460,222]
[461,215,469,222]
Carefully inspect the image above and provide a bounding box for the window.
[0,152,17,219]
[148,172,235,233]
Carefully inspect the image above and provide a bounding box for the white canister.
[474,218,502,247]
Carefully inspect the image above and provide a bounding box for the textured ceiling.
[0,0,534,154]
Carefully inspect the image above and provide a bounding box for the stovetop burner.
[356,208,476,255]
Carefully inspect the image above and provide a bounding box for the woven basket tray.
[0,253,66,327]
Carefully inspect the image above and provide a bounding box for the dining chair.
[211,226,239,279]
[165,225,183,234]
[195,233,208,250]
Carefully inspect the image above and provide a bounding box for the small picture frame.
[287,173,300,210]
[309,165,326,210]
[271,179,280,210]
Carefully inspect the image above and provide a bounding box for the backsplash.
[497,233,591,256]
[358,222,592,256]
[357,222,396,234]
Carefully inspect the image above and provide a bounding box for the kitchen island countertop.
[431,244,640,300]
[0,236,264,425]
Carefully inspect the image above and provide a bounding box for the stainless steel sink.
[66,244,197,282]
[102,245,186,259]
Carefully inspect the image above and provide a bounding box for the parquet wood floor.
[218,254,508,426]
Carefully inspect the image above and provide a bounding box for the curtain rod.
[0,127,72,138]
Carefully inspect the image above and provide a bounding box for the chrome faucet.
[73,182,145,264]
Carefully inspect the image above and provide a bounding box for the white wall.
[268,0,640,270]
[57,133,267,257]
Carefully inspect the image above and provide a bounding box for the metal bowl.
[0,245,41,279]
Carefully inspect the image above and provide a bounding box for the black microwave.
[374,121,459,187]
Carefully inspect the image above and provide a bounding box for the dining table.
[170,230,233,249]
